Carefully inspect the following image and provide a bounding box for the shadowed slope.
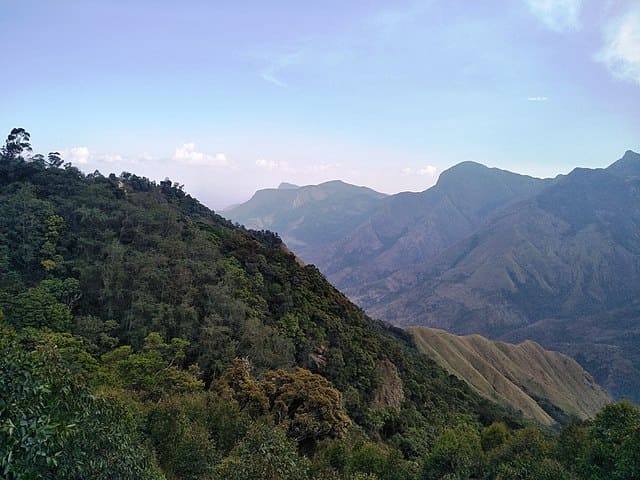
[382,152,640,401]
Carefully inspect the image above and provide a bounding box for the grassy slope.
[409,327,610,425]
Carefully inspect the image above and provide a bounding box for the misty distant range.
[223,150,640,403]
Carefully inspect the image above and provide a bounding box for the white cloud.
[67,146,90,164]
[597,8,640,85]
[417,165,437,177]
[256,158,283,169]
[127,152,155,164]
[527,96,549,101]
[260,71,287,88]
[61,147,132,166]
[138,153,155,162]
[259,51,301,88]
[525,0,583,32]
[401,167,413,175]
[173,143,231,167]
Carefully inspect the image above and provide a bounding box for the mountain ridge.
[371,151,640,401]
[314,161,552,305]
[409,327,610,426]
[223,179,387,252]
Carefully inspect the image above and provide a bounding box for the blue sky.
[1,0,638,208]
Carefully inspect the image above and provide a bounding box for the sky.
[1,0,639,209]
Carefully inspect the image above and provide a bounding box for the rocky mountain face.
[409,327,610,426]
[315,162,551,304]
[225,164,549,295]
[373,151,640,401]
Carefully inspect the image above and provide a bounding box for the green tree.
[481,422,509,453]
[211,357,271,417]
[147,394,218,480]
[615,427,640,479]
[7,282,72,331]
[39,215,66,271]
[421,424,484,480]
[0,328,161,480]
[213,423,310,480]
[586,400,640,480]
[349,441,416,480]
[555,421,590,476]
[265,367,351,448]
[46,152,63,168]
[488,426,572,480]
[100,332,203,399]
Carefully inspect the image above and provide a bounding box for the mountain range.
[224,150,640,402]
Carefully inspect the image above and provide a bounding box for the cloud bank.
[66,146,91,165]
[173,143,231,167]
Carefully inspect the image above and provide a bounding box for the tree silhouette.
[2,127,32,159]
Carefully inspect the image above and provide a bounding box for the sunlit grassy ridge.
[410,327,610,426]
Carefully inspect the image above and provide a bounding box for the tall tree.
[1,128,32,159]
[46,152,63,168]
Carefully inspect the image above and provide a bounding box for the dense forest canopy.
[1,128,639,479]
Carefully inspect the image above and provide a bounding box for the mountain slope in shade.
[223,180,386,257]
[378,151,640,401]
[409,327,610,426]
[314,162,550,306]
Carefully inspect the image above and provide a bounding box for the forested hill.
[0,133,505,422]
[1,129,637,480]
[0,129,512,479]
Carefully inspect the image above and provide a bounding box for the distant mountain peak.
[434,161,488,186]
[318,179,349,187]
[223,179,387,247]
[607,149,640,178]
[450,160,487,169]
[434,160,543,191]
[442,160,488,173]
[278,182,299,190]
